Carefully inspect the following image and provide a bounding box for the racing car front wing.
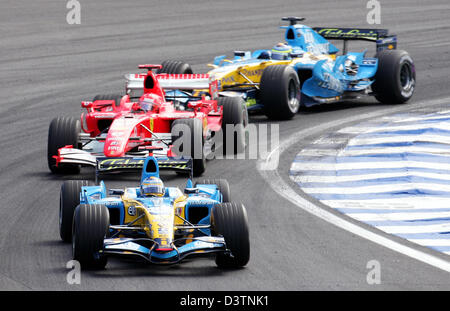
[54,146,194,179]
[102,236,227,264]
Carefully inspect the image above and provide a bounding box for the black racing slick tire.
[171,118,206,177]
[72,204,109,270]
[195,178,231,203]
[157,60,193,75]
[47,116,81,174]
[218,97,248,155]
[92,94,123,107]
[59,180,92,243]
[260,65,301,120]
[212,202,250,268]
[372,50,416,104]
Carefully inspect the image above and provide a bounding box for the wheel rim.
[288,80,300,112]
[242,105,248,128]
[400,62,415,94]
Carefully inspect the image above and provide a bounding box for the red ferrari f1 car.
[47,62,248,176]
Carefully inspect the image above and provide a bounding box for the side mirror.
[131,102,141,111]
[289,52,304,58]
[234,50,251,58]
[184,188,199,194]
[81,101,93,109]
[213,55,227,66]
[108,189,125,196]
[187,102,202,109]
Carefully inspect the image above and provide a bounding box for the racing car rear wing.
[125,73,211,98]
[157,73,210,90]
[313,27,397,53]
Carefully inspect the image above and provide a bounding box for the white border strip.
[258,97,450,273]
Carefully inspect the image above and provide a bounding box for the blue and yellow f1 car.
[196,16,415,120]
[59,156,250,269]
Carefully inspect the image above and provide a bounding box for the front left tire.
[72,204,109,270]
[212,202,250,268]
[157,60,193,75]
[171,118,206,176]
[92,93,123,107]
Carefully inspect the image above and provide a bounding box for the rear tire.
[212,202,250,268]
[157,60,193,75]
[195,178,231,202]
[47,116,81,174]
[372,50,416,104]
[60,180,92,242]
[260,65,300,120]
[171,118,206,176]
[92,94,123,107]
[72,204,109,270]
[218,97,248,155]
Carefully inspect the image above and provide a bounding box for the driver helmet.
[141,177,165,197]
[271,43,292,60]
[139,97,155,112]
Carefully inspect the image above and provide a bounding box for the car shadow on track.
[38,239,243,279]
[298,99,398,115]
[299,100,378,115]
[248,99,396,123]
[75,257,243,279]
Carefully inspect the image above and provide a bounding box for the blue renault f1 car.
[162,16,415,120]
[59,156,250,269]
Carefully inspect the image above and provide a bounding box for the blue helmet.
[271,43,292,60]
[141,177,165,197]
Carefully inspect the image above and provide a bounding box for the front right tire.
[212,202,250,268]
[218,96,248,155]
[47,116,81,174]
[372,50,416,104]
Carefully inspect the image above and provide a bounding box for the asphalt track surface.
[1,0,450,290]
